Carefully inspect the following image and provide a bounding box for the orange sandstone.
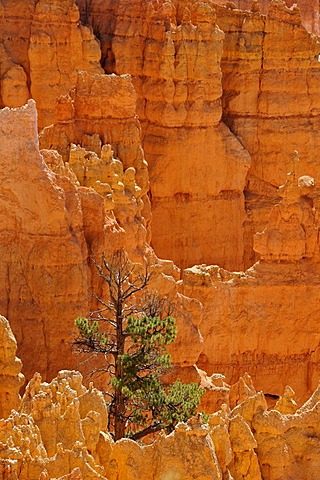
[181,164,320,402]
[213,0,320,35]
[216,0,320,267]
[78,0,251,271]
[0,97,202,383]
[0,100,92,380]
[0,316,24,418]
[0,0,102,128]
[1,0,320,415]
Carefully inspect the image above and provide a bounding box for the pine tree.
[73,249,203,441]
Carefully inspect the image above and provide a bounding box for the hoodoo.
[1,0,320,477]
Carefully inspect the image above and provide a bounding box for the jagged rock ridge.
[1,318,320,480]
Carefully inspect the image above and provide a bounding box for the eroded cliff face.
[0,0,102,126]
[0,100,92,378]
[0,315,24,418]
[181,164,320,401]
[213,0,320,35]
[1,0,320,421]
[75,0,251,271]
[73,0,320,272]
[0,99,203,383]
[2,0,320,270]
[216,1,320,267]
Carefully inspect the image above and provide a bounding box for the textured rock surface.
[0,369,108,480]
[213,0,320,35]
[76,0,251,271]
[0,98,202,383]
[216,0,320,267]
[39,71,151,252]
[3,0,320,273]
[0,316,24,419]
[0,100,92,381]
[181,166,320,401]
[2,352,320,480]
[2,0,320,421]
[29,0,103,128]
[254,157,318,262]
[73,0,320,272]
[0,0,102,127]
[253,386,320,479]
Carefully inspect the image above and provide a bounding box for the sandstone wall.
[182,262,320,402]
[216,0,320,267]
[0,100,92,379]
[39,70,151,249]
[0,0,102,128]
[0,96,202,383]
[213,0,320,35]
[0,0,33,108]
[3,0,320,272]
[181,168,320,402]
[28,0,103,128]
[73,0,320,272]
[76,0,251,271]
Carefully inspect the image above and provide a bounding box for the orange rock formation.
[76,0,251,271]
[1,324,320,480]
[213,0,320,34]
[217,0,320,266]
[0,316,24,418]
[1,0,320,421]
[181,162,320,401]
[73,0,320,272]
[0,98,202,383]
[0,100,91,379]
[0,0,102,127]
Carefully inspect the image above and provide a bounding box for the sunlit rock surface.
[1,0,320,432]
[0,336,319,480]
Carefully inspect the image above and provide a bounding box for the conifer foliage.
[74,249,203,441]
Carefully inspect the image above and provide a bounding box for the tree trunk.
[114,384,126,440]
[114,298,126,441]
